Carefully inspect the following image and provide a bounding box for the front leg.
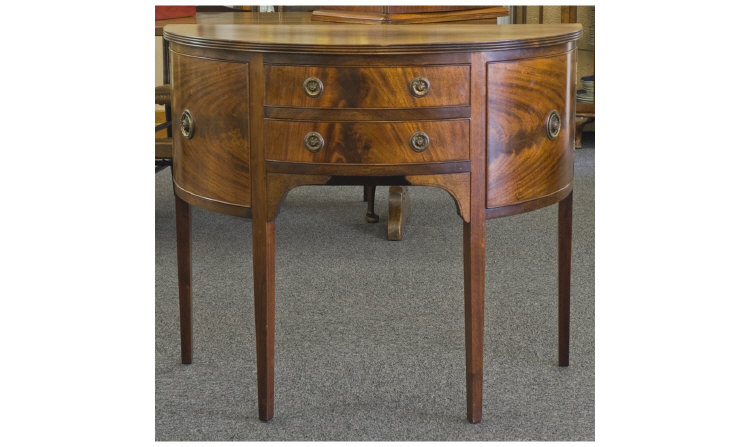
[175,194,192,364]
[252,219,276,421]
[463,217,485,423]
[558,191,573,367]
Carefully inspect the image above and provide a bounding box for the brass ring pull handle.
[409,131,430,152]
[304,131,324,153]
[409,77,431,97]
[180,110,195,140]
[546,110,561,140]
[303,77,324,97]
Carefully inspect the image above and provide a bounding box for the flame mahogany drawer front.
[264,65,470,108]
[264,120,469,164]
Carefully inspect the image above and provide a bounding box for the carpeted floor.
[155,134,595,441]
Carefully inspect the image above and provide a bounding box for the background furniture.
[163,22,581,423]
[575,102,595,149]
[517,6,594,147]
[155,85,171,171]
[311,6,509,24]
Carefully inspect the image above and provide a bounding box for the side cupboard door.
[171,51,252,209]
[486,51,576,210]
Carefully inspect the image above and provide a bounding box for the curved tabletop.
[164,23,582,53]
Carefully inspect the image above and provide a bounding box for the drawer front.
[264,120,469,164]
[486,52,575,208]
[171,52,251,207]
[265,65,470,108]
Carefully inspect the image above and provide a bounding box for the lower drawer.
[264,120,469,164]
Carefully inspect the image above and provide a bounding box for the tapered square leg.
[252,219,276,421]
[463,219,485,423]
[175,194,192,365]
[558,191,573,367]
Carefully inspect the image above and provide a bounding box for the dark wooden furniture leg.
[387,186,410,241]
[365,185,379,223]
[558,191,573,367]
[463,217,485,423]
[175,194,192,364]
[462,51,487,424]
[252,220,276,421]
[249,52,276,421]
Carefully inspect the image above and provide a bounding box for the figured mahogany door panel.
[264,65,469,108]
[171,52,251,208]
[264,120,469,164]
[486,52,575,208]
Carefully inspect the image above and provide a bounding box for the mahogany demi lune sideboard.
[163,23,582,424]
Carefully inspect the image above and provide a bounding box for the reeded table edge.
[163,24,582,54]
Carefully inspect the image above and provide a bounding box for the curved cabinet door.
[486,51,575,209]
[171,52,252,211]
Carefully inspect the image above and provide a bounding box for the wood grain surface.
[264,120,469,164]
[157,12,316,35]
[164,24,582,54]
[265,173,330,220]
[265,65,469,108]
[171,52,252,209]
[249,53,275,422]
[463,51,488,423]
[486,52,575,209]
[405,173,470,223]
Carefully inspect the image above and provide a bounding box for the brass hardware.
[409,77,431,97]
[303,77,324,97]
[304,131,324,153]
[409,131,430,152]
[180,110,195,140]
[546,110,561,140]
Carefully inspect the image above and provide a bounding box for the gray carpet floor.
[155,134,595,441]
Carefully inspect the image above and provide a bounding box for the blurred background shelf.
[515,5,595,145]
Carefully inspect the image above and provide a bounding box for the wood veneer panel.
[264,120,469,164]
[265,65,469,108]
[486,52,574,208]
[171,52,251,208]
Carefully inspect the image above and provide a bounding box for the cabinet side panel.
[171,52,251,208]
[486,52,574,208]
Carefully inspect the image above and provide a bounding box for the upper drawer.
[264,65,470,108]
